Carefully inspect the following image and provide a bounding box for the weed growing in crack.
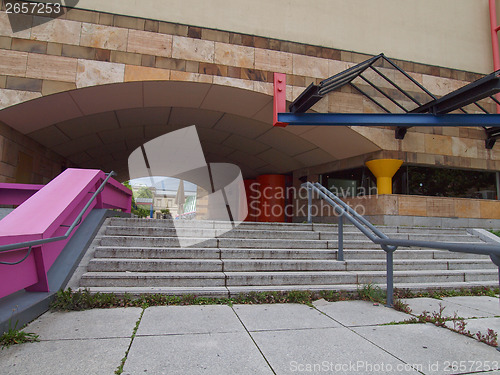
[0,321,39,349]
[0,306,40,349]
[392,302,500,348]
[51,286,498,313]
[476,329,498,347]
[383,318,420,326]
[393,299,412,314]
[394,286,498,299]
[115,305,146,375]
[416,304,454,327]
[357,283,386,304]
[451,319,499,347]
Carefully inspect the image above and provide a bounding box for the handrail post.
[304,180,500,311]
[386,250,394,307]
[307,184,312,223]
[338,214,344,261]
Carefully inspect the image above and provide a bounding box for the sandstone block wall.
[0,1,497,185]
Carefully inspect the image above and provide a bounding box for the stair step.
[226,280,499,295]
[319,233,480,242]
[80,279,499,298]
[80,272,226,287]
[87,259,223,272]
[100,236,218,248]
[106,226,323,240]
[225,269,498,286]
[223,259,343,272]
[82,269,497,288]
[94,247,340,260]
[356,269,498,284]
[101,236,337,249]
[94,247,221,259]
[218,238,329,249]
[108,218,314,231]
[220,248,337,259]
[86,257,495,273]
[78,218,498,294]
[344,249,488,260]
[344,259,496,271]
[105,226,478,242]
[79,286,230,297]
[109,218,472,235]
[311,223,467,234]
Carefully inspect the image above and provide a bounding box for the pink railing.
[0,169,132,299]
[0,183,44,206]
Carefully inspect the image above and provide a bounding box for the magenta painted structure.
[0,183,44,206]
[0,169,132,299]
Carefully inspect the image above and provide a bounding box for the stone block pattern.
[0,121,71,183]
[0,0,496,184]
[300,194,500,220]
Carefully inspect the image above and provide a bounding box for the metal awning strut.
[275,54,500,149]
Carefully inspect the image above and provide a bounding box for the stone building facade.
[0,0,498,223]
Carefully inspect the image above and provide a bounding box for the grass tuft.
[0,321,39,349]
[51,289,361,310]
[51,286,499,311]
[357,283,386,303]
[394,286,498,300]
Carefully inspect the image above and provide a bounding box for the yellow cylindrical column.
[365,159,403,195]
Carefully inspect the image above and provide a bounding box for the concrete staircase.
[78,218,498,297]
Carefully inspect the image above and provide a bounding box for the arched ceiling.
[0,81,380,181]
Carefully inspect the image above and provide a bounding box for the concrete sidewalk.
[0,297,499,374]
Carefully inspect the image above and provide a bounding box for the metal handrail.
[303,182,500,307]
[0,171,117,265]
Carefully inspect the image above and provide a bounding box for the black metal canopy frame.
[286,53,500,149]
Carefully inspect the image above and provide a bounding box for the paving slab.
[402,297,495,319]
[441,296,500,316]
[444,316,500,338]
[123,332,273,375]
[0,338,130,375]
[314,300,410,326]
[353,324,500,375]
[25,307,142,340]
[233,303,340,331]
[136,305,244,336]
[251,327,421,375]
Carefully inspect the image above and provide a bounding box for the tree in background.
[122,181,150,218]
[136,186,153,199]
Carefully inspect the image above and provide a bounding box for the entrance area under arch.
[0,80,380,182]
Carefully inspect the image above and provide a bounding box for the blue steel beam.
[278,113,500,127]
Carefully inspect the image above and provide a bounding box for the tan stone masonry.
[0,0,498,185]
[0,120,71,183]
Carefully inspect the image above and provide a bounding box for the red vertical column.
[284,175,293,223]
[489,0,500,112]
[244,179,259,222]
[257,174,285,222]
[273,73,288,127]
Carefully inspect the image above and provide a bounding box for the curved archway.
[0,80,380,180]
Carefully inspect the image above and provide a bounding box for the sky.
[129,176,198,192]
